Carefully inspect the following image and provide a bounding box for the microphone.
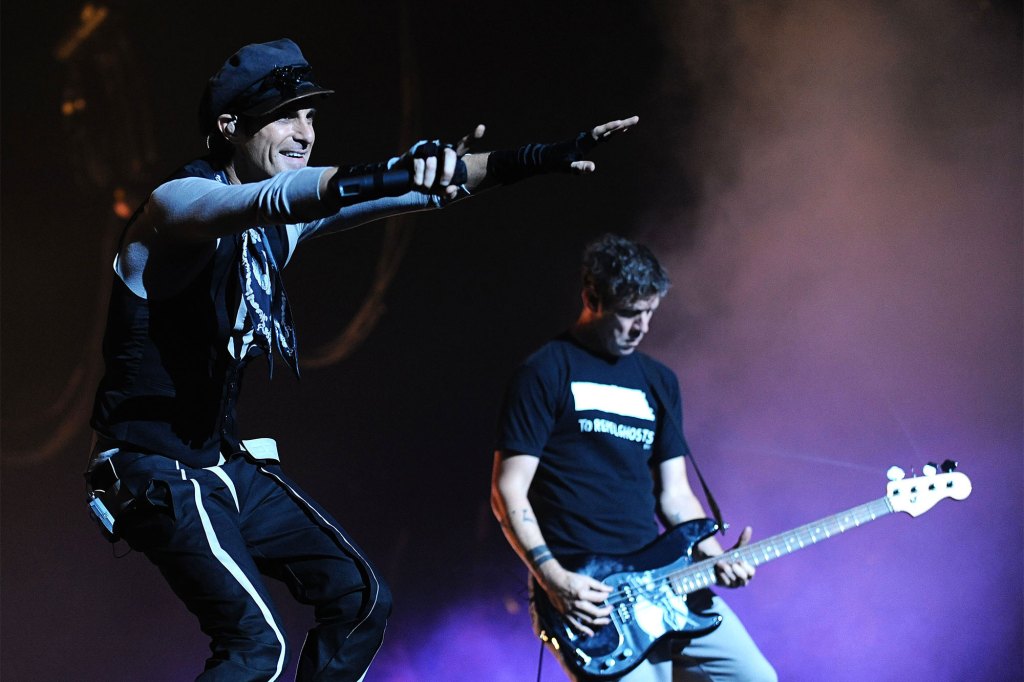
[333,168,412,207]
[329,160,468,208]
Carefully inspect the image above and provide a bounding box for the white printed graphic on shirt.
[571,382,656,449]
[570,382,655,421]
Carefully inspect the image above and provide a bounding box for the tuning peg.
[922,462,938,476]
[940,459,958,473]
[886,466,905,481]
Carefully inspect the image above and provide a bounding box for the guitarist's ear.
[583,288,601,312]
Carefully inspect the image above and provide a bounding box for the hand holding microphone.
[327,135,471,207]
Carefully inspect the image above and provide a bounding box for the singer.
[84,38,638,681]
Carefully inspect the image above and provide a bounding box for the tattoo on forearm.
[512,508,537,525]
[528,544,554,567]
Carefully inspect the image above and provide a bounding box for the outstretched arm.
[301,114,641,239]
[460,115,640,192]
[658,456,756,588]
[125,115,641,293]
[491,451,612,636]
[143,114,640,244]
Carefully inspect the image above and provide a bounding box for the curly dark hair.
[581,234,670,306]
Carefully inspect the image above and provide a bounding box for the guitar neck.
[670,496,895,595]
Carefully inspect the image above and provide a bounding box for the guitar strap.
[637,354,729,535]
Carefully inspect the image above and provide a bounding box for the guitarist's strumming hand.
[711,525,756,588]
[538,561,613,637]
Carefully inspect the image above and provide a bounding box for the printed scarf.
[239,226,298,378]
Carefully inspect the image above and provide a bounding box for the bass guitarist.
[491,234,776,681]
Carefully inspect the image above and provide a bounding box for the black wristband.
[485,131,596,185]
[528,544,555,567]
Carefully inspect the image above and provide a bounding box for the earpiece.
[216,114,239,141]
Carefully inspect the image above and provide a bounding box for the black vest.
[90,158,290,467]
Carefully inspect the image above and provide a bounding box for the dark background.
[2,2,1021,680]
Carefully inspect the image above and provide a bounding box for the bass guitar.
[534,462,972,678]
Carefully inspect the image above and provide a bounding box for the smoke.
[637,1,1021,679]
[643,0,1020,455]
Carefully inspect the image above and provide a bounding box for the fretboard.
[668,497,894,595]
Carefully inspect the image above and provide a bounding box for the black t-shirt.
[496,333,690,560]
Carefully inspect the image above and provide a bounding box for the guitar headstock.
[886,462,972,517]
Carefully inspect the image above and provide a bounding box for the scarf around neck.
[202,163,299,378]
[238,225,298,378]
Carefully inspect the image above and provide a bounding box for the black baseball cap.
[198,38,333,135]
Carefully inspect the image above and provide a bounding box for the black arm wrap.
[323,156,468,211]
[338,161,391,176]
[485,131,597,185]
[323,161,401,211]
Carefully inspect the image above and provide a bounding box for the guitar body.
[534,519,724,679]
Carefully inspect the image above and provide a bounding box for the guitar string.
[598,497,895,610]
[569,475,963,616]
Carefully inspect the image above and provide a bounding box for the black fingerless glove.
[485,131,597,185]
[405,141,467,185]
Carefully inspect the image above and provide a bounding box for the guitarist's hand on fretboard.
[711,525,757,588]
